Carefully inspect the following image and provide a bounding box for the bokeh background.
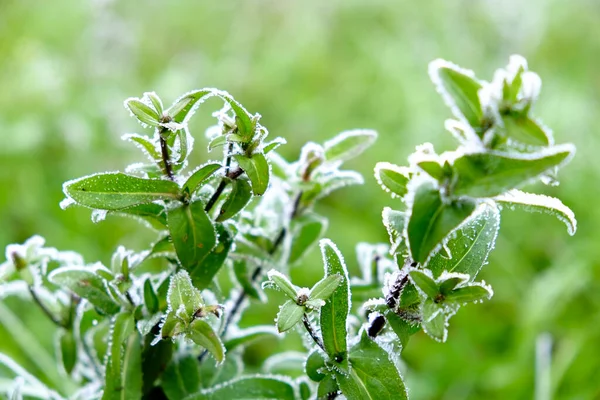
[1,0,599,398]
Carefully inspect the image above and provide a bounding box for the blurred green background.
[1,0,599,398]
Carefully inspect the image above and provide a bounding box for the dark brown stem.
[204,144,241,213]
[28,286,66,328]
[303,313,325,352]
[159,132,175,181]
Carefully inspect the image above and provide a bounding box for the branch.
[303,313,325,352]
[159,131,175,181]
[28,286,66,328]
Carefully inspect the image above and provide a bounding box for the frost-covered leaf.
[407,180,476,263]
[124,98,160,127]
[427,204,500,278]
[501,114,550,146]
[232,258,262,301]
[374,162,410,198]
[313,170,364,201]
[323,129,377,163]
[417,160,449,181]
[184,163,222,193]
[408,269,439,299]
[385,311,420,349]
[102,332,142,400]
[382,207,406,255]
[276,300,304,333]
[319,239,350,364]
[160,313,184,340]
[263,137,286,154]
[336,332,408,399]
[429,60,483,129]
[187,376,295,400]
[58,329,77,375]
[266,270,298,300]
[188,224,233,289]
[287,213,327,264]
[123,133,160,161]
[143,278,159,314]
[234,153,270,195]
[420,298,447,342]
[188,319,224,364]
[216,179,253,221]
[305,349,327,382]
[223,326,278,351]
[445,283,493,304]
[452,144,575,198]
[103,203,168,229]
[161,355,201,400]
[198,351,242,389]
[207,135,227,151]
[167,201,217,269]
[168,89,214,124]
[167,270,204,321]
[317,375,339,399]
[309,274,342,302]
[494,189,577,235]
[63,172,181,211]
[108,312,135,379]
[48,267,120,314]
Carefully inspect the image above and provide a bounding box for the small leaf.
[207,135,227,151]
[58,329,77,375]
[187,376,295,400]
[385,311,420,349]
[336,332,408,399]
[317,375,339,399]
[501,113,550,146]
[146,92,163,115]
[429,60,483,129]
[305,349,326,382]
[160,313,184,340]
[188,224,234,289]
[287,213,328,264]
[319,239,350,364]
[417,160,446,181]
[63,173,181,211]
[234,153,270,195]
[451,144,575,198]
[223,326,278,351]
[188,319,225,364]
[167,270,204,321]
[276,300,304,333]
[167,201,217,269]
[48,267,120,314]
[143,278,159,314]
[124,98,160,127]
[263,137,286,154]
[162,355,201,400]
[266,270,298,300]
[438,276,468,295]
[420,298,447,342]
[323,129,377,163]
[184,163,222,193]
[408,269,439,299]
[310,274,342,302]
[123,134,161,161]
[494,189,577,235]
[445,283,493,304]
[374,162,410,198]
[219,92,255,140]
[168,89,214,123]
[382,207,406,255]
[407,180,476,263]
[216,179,253,221]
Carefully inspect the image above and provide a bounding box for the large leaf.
[318,239,350,364]
[48,267,120,314]
[407,181,476,263]
[233,153,270,195]
[287,213,327,264]
[323,129,377,163]
[429,60,483,129]
[161,355,201,400]
[167,201,217,269]
[188,224,233,289]
[187,376,295,400]
[494,189,577,235]
[427,204,500,278]
[216,179,253,221]
[451,144,575,198]
[63,173,181,210]
[336,332,408,399]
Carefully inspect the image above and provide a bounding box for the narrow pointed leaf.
[452,145,575,198]
[188,319,224,364]
[407,181,476,263]
[263,137,286,154]
[502,114,550,146]
[123,134,160,160]
[121,333,142,400]
[167,270,203,321]
[216,179,253,221]
[267,270,298,300]
[234,153,270,195]
[310,274,342,301]
[187,376,295,400]
[323,129,377,163]
[109,312,135,378]
[207,135,227,151]
[288,213,327,264]
[143,278,159,314]
[445,284,493,304]
[408,269,439,299]
[168,89,214,123]
[184,163,222,193]
[63,173,181,210]
[58,329,77,375]
[276,300,304,333]
[374,162,410,198]
[125,98,160,127]
[167,201,217,269]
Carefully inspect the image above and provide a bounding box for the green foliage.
[0,56,578,399]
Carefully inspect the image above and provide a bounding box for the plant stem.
[159,130,175,181]
[204,143,238,213]
[303,313,325,352]
[28,286,66,328]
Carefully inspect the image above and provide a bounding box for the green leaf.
[145,92,163,115]
[223,326,278,352]
[317,375,339,399]
[382,207,406,254]
[430,60,483,128]
[48,267,120,314]
[187,376,296,400]
[162,355,201,400]
[276,300,304,333]
[108,312,135,379]
[234,153,270,195]
[287,213,327,264]
[385,311,420,350]
[63,173,181,211]
[124,98,160,127]
[160,313,184,340]
[266,270,298,300]
[438,275,469,295]
[407,181,476,263]
[323,129,377,163]
[105,203,168,229]
[102,332,142,400]
[188,319,225,364]
[374,162,410,198]
[451,144,575,198]
[232,258,262,301]
[123,133,160,161]
[427,204,500,278]
[417,160,446,181]
[219,92,255,140]
[167,201,217,269]
[501,114,550,146]
[445,283,493,304]
[216,179,253,221]
[305,349,326,382]
[58,329,77,375]
[420,299,447,342]
[168,89,214,123]
[494,189,577,235]
[167,270,204,321]
[143,278,159,314]
[336,332,408,399]
[198,351,242,389]
[188,224,234,289]
[184,163,222,193]
[262,137,286,154]
[319,239,350,364]
[310,274,342,302]
[208,135,227,151]
[408,269,439,299]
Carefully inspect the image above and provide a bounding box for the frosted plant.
[0,56,576,399]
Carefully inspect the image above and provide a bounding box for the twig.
[303,313,325,352]
[28,286,66,328]
[159,133,175,181]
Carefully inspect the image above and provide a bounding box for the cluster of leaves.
[0,55,576,400]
